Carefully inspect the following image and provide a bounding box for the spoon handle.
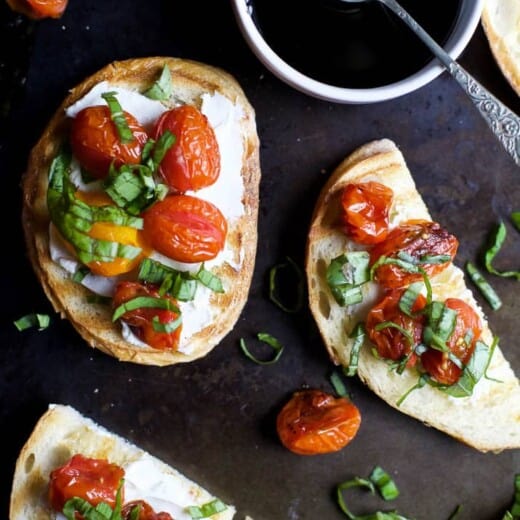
[380,0,520,167]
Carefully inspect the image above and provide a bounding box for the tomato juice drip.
[249,0,461,88]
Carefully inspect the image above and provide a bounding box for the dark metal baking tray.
[1,1,519,518]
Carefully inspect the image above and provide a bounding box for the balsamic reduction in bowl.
[249,0,462,88]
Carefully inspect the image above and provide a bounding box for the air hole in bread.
[24,453,35,473]
[319,290,330,319]
[317,258,327,279]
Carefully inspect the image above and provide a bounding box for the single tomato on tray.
[276,389,361,455]
[6,0,68,19]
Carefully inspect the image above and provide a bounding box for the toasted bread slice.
[9,404,235,519]
[22,57,260,366]
[306,138,520,452]
[482,0,520,96]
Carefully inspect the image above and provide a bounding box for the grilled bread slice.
[482,0,520,96]
[22,57,260,366]
[9,404,235,519]
[306,138,520,452]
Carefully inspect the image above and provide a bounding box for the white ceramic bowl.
[231,0,484,104]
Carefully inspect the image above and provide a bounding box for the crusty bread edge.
[482,2,520,96]
[22,57,261,366]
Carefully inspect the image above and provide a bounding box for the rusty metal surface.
[1,1,519,519]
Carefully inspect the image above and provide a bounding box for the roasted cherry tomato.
[340,181,394,245]
[113,281,182,351]
[74,191,152,277]
[421,298,482,385]
[6,0,67,18]
[142,194,227,263]
[370,220,458,289]
[365,290,427,367]
[276,389,361,455]
[49,454,124,512]
[70,105,148,179]
[122,500,173,520]
[153,105,220,193]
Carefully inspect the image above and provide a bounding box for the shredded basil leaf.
[104,158,171,216]
[112,295,179,321]
[369,466,400,501]
[197,264,224,293]
[138,258,223,300]
[269,256,304,313]
[152,130,175,166]
[371,252,450,283]
[87,294,112,305]
[441,340,490,397]
[344,323,366,377]
[14,313,50,331]
[398,282,423,317]
[101,91,134,144]
[466,261,502,310]
[330,370,349,398]
[327,252,370,306]
[72,266,90,283]
[239,333,284,365]
[511,474,520,517]
[512,212,520,233]
[396,373,429,407]
[62,479,125,520]
[152,314,182,333]
[336,472,411,520]
[144,65,174,100]
[484,221,520,280]
[186,498,227,519]
[448,504,463,520]
[47,151,144,265]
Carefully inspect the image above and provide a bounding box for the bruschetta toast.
[306,138,520,452]
[9,404,235,519]
[482,0,520,96]
[22,57,260,366]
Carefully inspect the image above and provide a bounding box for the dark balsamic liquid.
[249,0,462,88]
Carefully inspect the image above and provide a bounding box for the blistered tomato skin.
[421,298,482,385]
[340,181,394,245]
[113,282,182,351]
[370,219,459,289]
[142,194,227,263]
[70,106,148,179]
[122,500,174,520]
[276,389,361,455]
[366,290,426,367]
[153,105,220,193]
[6,0,68,18]
[48,454,124,512]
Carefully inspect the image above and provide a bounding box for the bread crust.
[482,0,520,96]
[9,404,236,519]
[22,57,261,366]
[306,138,520,452]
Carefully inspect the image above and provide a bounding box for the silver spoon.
[340,0,520,167]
